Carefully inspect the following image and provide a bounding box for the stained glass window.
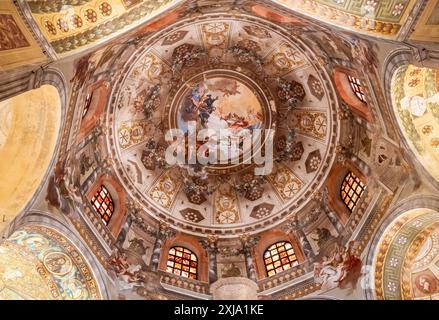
[82,93,93,118]
[91,185,114,225]
[166,246,198,280]
[347,75,366,103]
[264,241,298,277]
[341,172,366,212]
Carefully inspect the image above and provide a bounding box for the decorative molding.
[14,0,59,60]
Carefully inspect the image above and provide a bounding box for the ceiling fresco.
[1,0,437,302]
[24,0,182,54]
[410,225,439,299]
[11,0,425,60]
[391,65,439,183]
[0,226,101,300]
[272,0,417,38]
[374,208,439,300]
[0,1,48,70]
[409,0,439,42]
[107,15,340,236]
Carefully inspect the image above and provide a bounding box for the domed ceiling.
[107,14,340,237]
[391,65,439,183]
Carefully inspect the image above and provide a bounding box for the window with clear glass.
[166,246,198,280]
[347,75,366,103]
[91,185,114,225]
[264,241,298,277]
[341,172,366,212]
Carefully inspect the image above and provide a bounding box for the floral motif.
[84,9,98,23]
[99,2,112,17]
[305,149,322,173]
[250,203,275,219]
[276,78,305,111]
[235,174,266,201]
[243,25,271,39]
[141,139,168,170]
[162,30,188,46]
[57,18,69,33]
[45,20,57,35]
[397,236,407,245]
[392,3,404,17]
[180,208,204,223]
[227,44,264,72]
[308,74,324,100]
[389,257,399,267]
[70,14,83,29]
[171,44,207,73]
[387,281,397,292]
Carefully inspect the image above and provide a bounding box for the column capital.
[239,233,260,251]
[199,235,219,253]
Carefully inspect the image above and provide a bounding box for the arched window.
[347,75,366,103]
[82,92,93,118]
[264,241,298,277]
[91,185,114,225]
[340,172,366,212]
[166,246,198,280]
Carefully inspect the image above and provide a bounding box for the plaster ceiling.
[107,14,340,237]
[391,65,439,183]
[273,0,417,39]
[374,208,439,300]
[24,0,182,54]
[0,85,61,232]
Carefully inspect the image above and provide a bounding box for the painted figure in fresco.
[311,227,334,248]
[221,263,242,278]
[45,253,70,275]
[415,274,437,295]
[46,159,73,215]
[109,249,148,290]
[199,94,218,127]
[46,154,82,216]
[0,14,29,51]
[182,84,219,128]
[313,241,361,292]
[127,238,149,256]
[298,233,314,259]
[206,78,241,97]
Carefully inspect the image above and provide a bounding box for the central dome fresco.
[107,14,339,237]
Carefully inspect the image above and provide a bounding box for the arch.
[0,221,105,299]
[389,63,439,184]
[381,49,439,190]
[333,67,371,121]
[159,233,209,283]
[0,84,61,232]
[364,195,439,300]
[254,229,305,280]
[13,210,111,299]
[166,246,198,280]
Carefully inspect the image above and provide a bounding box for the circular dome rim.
[105,13,341,238]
